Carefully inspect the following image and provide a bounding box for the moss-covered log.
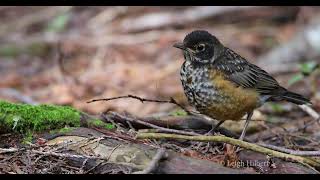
[0,100,81,133]
[0,100,114,134]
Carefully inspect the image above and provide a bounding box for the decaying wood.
[106,111,200,136]
[136,132,320,169]
[157,150,256,174]
[31,149,111,161]
[133,148,167,174]
[41,127,251,174]
[238,150,319,174]
[103,112,241,139]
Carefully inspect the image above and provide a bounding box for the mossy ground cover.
[0,100,81,134]
[88,119,115,130]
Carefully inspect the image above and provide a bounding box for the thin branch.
[299,104,320,121]
[258,143,320,156]
[136,132,320,169]
[108,111,200,136]
[87,95,192,115]
[31,150,110,161]
[298,104,320,130]
[78,158,89,174]
[106,144,121,161]
[0,147,22,154]
[133,148,166,174]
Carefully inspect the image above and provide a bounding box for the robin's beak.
[173,42,186,50]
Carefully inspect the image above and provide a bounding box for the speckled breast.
[180,61,259,121]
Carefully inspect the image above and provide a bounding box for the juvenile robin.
[173,30,311,140]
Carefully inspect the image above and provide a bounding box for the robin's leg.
[239,111,253,141]
[206,120,225,135]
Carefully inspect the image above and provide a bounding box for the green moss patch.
[50,126,77,134]
[0,100,81,133]
[22,130,34,144]
[169,109,188,117]
[88,119,115,130]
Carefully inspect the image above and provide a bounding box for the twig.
[78,158,89,174]
[77,137,104,150]
[141,114,241,138]
[0,147,23,154]
[133,148,166,174]
[258,143,320,156]
[108,111,200,136]
[299,104,320,122]
[84,161,104,174]
[297,104,320,131]
[136,132,320,169]
[106,144,121,161]
[87,94,192,115]
[31,150,110,161]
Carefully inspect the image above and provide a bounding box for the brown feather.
[199,70,259,121]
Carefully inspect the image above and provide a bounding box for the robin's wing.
[215,48,280,95]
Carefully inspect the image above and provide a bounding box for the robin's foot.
[204,128,215,136]
[205,120,225,136]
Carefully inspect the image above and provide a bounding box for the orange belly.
[199,71,259,121]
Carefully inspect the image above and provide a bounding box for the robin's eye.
[196,44,205,52]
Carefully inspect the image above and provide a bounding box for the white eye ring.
[196,44,205,52]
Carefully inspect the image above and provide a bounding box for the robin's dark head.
[173,30,224,64]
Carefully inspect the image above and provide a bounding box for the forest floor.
[0,6,320,174]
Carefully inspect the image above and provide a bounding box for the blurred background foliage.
[0,6,319,119]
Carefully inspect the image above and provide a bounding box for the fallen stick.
[87,94,192,115]
[133,148,167,174]
[136,132,320,169]
[299,104,320,121]
[108,111,200,136]
[31,150,110,161]
[297,104,320,131]
[258,143,320,156]
[0,147,22,154]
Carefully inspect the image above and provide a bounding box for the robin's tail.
[282,90,311,105]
